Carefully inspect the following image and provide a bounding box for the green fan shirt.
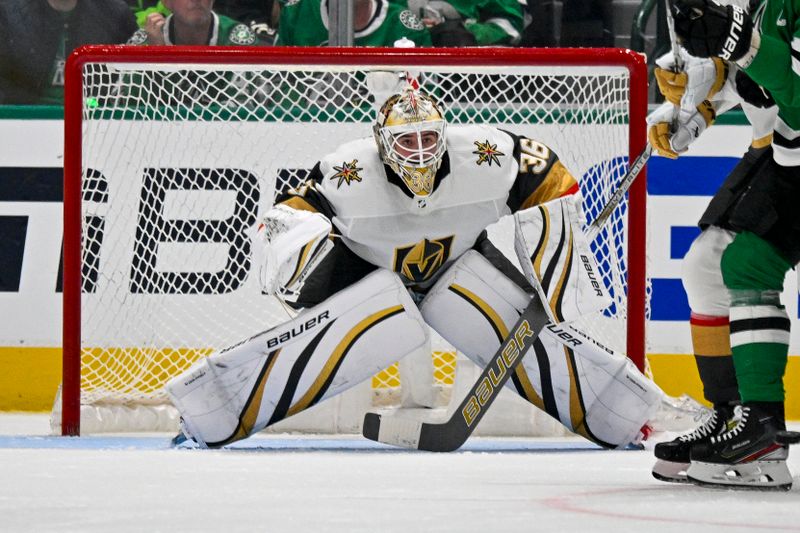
[276,0,432,46]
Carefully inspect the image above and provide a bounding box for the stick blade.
[362,412,382,442]
[362,412,424,449]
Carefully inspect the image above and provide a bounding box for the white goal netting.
[59,48,647,435]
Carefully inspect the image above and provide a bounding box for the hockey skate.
[652,405,735,483]
[687,405,793,491]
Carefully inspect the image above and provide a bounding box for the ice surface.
[1,414,798,533]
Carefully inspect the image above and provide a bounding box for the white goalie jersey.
[277,124,578,296]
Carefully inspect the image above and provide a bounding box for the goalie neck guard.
[373,87,447,197]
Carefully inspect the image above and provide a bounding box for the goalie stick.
[586,142,651,242]
[363,145,651,452]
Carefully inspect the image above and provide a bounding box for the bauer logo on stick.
[461,319,534,426]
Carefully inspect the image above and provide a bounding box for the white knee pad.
[682,226,734,316]
[419,250,529,364]
[166,269,428,447]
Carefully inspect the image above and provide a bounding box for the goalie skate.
[687,405,793,491]
[651,405,735,483]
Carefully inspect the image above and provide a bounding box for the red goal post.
[62,46,648,436]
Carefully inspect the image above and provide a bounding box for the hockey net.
[59,47,648,436]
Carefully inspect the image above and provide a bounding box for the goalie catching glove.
[252,204,334,300]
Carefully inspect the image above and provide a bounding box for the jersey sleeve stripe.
[280,196,319,213]
[519,161,579,210]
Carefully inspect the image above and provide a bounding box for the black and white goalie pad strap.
[513,194,611,324]
[253,204,334,298]
[165,269,429,448]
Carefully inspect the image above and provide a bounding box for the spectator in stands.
[519,0,556,47]
[127,0,169,27]
[559,0,613,47]
[519,0,613,48]
[128,0,263,45]
[413,0,524,46]
[275,0,432,46]
[128,0,277,43]
[0,0,137,105]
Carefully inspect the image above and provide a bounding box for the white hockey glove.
[654,50,729,109]
[647,100,715,159]
[252,204,334,298]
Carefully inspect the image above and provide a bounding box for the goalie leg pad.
[420,251,662,447]
[166,269,428,447]
[544,326,663,448]
[513,195,611,324]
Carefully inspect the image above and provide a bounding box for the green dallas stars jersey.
[128,12,258,45]
[276,0,432,46]
[442,0,524,45]
[744,0,800,165]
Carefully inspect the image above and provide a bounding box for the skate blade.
[652,459,690,483]
[687,460,793,491]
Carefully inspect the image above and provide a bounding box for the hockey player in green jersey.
[276,0,432,46]
[671,0,800,489]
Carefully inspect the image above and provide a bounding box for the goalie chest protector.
[316,125,520,287]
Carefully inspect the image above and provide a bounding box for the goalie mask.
[373,88,447,197]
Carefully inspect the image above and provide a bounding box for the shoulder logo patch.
[229,23,256,45]
[473,140,504,166]
[331,159,363,188]
[399,10,425,31]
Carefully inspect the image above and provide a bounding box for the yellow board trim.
[4,348,800,421]
[648,353,800,419]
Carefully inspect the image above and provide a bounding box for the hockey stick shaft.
[586,143,652,242]
[664,0,684,71]
[362,293,550,452]
[364,145,652,452]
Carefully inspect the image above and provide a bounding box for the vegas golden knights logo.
[393,237,454,283]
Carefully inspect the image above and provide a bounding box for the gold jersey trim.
[520,161,577,210]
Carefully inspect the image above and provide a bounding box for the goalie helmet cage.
[61,46,648,436]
